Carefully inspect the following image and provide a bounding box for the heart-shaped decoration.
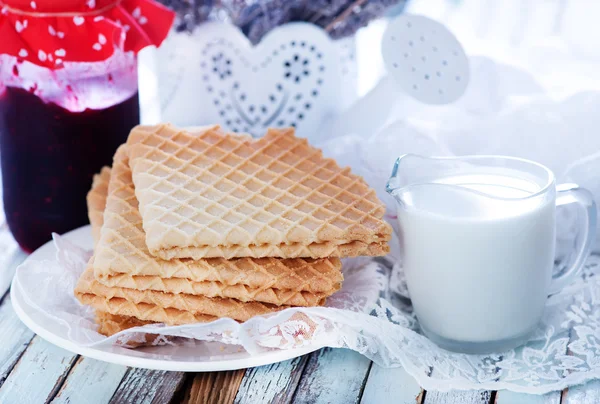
[156,22,343,142]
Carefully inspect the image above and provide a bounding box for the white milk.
[397,174,555,342]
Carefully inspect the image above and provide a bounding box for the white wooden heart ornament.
[156,22,343,142]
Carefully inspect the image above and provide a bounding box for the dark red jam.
[0,86,139,252]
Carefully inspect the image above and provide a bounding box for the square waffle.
[127,124,392,260]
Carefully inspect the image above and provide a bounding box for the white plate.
[11,225,319,371]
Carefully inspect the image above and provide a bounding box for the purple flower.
[157,0,407,42]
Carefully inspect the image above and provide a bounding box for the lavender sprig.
[159,0,407,42]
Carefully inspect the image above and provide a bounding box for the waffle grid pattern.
[77,268,287,322]
[101,273,329,306]
[128,124,391,259]
[80,294,217,326]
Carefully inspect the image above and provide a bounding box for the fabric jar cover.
[0,0,175,69]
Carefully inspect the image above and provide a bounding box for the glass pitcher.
[386,154,596,353]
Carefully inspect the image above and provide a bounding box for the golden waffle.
[95,312,180,347]
[93,147,343,302]
[87,166,111,245]
[76,267,285,323]
[127,124,392,259]
[100,273,328,306]
[82,294,215,326]
[95,311,153,336]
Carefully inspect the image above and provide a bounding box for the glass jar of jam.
[0,0,174,251]
[0,58,139,252]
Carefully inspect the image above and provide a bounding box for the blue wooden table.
[0,225,598,403]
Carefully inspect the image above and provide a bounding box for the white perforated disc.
[381,14,469,104]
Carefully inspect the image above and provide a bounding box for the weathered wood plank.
[361,365,423,404]
[234,354,310,404]
[495,390,561,404]
[182,370,246,404]
[293,348,371,404]
[0,336,78,403]
[0,296,35,386]
[109,368,187,404]
[424,389,492,404]
[563,380,600,404]
[52,356,128,404]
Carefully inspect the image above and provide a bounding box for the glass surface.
[0,86,139,252]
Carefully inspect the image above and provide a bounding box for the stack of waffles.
[75,124,392,335]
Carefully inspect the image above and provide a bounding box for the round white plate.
[11,225,320,371]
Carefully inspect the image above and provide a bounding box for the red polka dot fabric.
[0,0,174,69]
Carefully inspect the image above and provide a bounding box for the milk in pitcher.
[397,173,556,344]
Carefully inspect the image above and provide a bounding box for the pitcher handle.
[550,183,597,294]
[386,155,406,195]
